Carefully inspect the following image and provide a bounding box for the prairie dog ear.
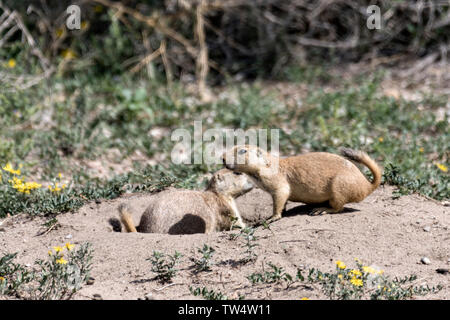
[256,149,263,157]
[257,148,271,167]
[263,155,271,167]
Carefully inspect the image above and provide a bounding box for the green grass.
[0,69,448,218]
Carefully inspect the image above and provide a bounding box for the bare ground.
[0,185,449,300]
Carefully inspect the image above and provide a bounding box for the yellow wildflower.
[94,5,103,13]
[56,28,65,38]
[65,243,75,251]
[58,173,62,179]
[349,269,362,277]
[9,176,23,186]
[362,266,376,274]
[49,182,66,192]
[81,21,89,30]
[48,250,53,256]
[378,137,384,142]
[0,276,5,282]
[336,260,346,269]
[53,246,64,254]
[61,49,76,60]
[350,277,363,287]
[3,163,21,175]
[49,183,61,192]
[13,181,41,194]
[436,163,448,173]
[419,147,424,153]
[300,297,310,300]
[7,59,16,68]
[56,258,68,265]
[338,274,343,280]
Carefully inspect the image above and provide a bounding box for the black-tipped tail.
[340,148,382,192]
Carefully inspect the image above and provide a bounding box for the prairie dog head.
[207,168,254,198]
[222,145,276,175]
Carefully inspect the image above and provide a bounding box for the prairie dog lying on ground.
[118,168,253,234]
[222,145,382,222]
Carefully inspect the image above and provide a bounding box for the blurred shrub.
[0,0,449,82]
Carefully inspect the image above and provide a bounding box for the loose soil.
[1,185,448,300]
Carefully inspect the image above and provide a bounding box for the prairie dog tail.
[340,148,382,192]
[118,203,138,233]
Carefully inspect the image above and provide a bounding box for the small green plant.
[247,262,293,287]
[0,242,93,300]
[383,163,429,199]
[297,259,442,300]
[0,253,33,297]
[34,243,93,300]
[239,227,259,263]
[191,244,215,273]
[189,286,230,300]
[148,251,183,283]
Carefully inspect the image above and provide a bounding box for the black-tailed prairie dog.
[118,168,253,234]
[222,145,382,222]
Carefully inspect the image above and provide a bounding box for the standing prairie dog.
[222,145,382,222]
[118,168,253,234]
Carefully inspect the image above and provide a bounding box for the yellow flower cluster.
[2,163,42,194]
[350,277,363,287]
[48,182,67,193]
[336,259,386,289]
[9,176,42,194]
[52,243,74,254]
[3,163,20,175]
[362,266,384,275]
[436,163,448,173]
[349,269,362,277]
[50,243,75,265]
[348,268,364,287]
[56,257,68,265]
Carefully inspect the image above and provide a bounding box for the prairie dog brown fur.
[222,145,382,222]
[118,168,253,234]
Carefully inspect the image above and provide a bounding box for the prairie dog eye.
[238,149,247,155]
[233,172,242,175]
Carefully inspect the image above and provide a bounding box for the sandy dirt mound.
[0,186,448,300]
